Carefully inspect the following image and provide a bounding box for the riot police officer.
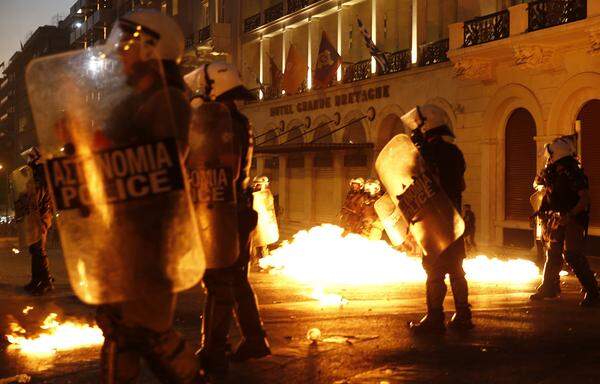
[340,178,366,235]
[530,135,599,306]
[32,11,204,383]
[402,105,473,333]
[185,62,271,376]
[360,179,384,240]
[252,176,279,259]
[18,147,54,295]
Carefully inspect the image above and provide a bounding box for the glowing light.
[87,56,104,74]
[6,312,104,356]
[306,328,321,342]
[260,225,541,305]
[12,248,20,254]
[22,306,34,315]
[75,22,82,29]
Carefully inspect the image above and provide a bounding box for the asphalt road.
[1,245,600,384]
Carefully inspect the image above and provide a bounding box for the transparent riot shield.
[253,189,279,247]
[374,193,408,246]
[188,102,240,269]
[26,46,205,305]
[375,134,464,259]
[11,166,42,247]
[530,188,545,212]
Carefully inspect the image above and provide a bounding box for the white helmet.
[184,62,255,102]
[108,10,185,63]
[349,177,365,188]
[364,179,381,196]
[401,105,452,135]
[544,134,578,163]
[253,175,270,190]
[21,147,41,163]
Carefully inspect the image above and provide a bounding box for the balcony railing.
[198,25,211,43]
[419,38,449,67]
[287,0,310,14]
[265,2,284,24]
[343,59,371,83]
[528,0,586,32]
[464,9,510,47]
[244,13,262,32]
[387,49,411,73]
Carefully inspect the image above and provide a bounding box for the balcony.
[342,59,371,83]
[244,13,262,33]
[265,2,284,24]
[387,49,412,73]
[198,25,211,43]
[419,39,449,67]
[528,0,587,32]
[464,9,510,47]
[287,0,311,14]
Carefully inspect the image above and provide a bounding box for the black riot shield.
[26,46,205,304]
[375,134,464,260]
[187,102,240,269]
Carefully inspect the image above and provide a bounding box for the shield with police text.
[374,193,407,246]
[11,166,42,247]
[25,43,205,304]
[253,189,279,246]
[375,134,464,259]
[188,102,240,269]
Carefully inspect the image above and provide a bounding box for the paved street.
[1,241,600,384]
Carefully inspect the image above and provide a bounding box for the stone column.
[304,153,315,225]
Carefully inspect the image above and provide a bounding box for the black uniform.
[463,208,476,253]
[411,126,471,331]
[23,162,54,294]
[199,105,269,374]
[95,70,200,384]
[532,157,599,304]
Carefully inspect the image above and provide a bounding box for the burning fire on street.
[6,310,104,356]
[259,225,541,306]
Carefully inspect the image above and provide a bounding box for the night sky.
[0,0,74,67]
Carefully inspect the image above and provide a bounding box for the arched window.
[505,108,536,221]
[578,99,600,226]
[376,113,405,151]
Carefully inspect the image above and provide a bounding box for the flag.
[356,18,388,73]
[281,44,308,95]
[268,55,283,97]
[313,31,342,89]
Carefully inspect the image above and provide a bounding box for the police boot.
[230,334,271,362]
[565,253,600,307]
[448,305,474,331]
[23,278,39,293]
[408,311,445,334]
[231,270,271,362]
[100,339,142,384]
[449,270,472,331]
[409,273,447,334]
[198,278,235,376]
[145,329,204,384]
[530,250,562,301]
[31,276,54,296]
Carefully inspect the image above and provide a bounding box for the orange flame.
[6,311,104,356]
[260,225,540,305]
